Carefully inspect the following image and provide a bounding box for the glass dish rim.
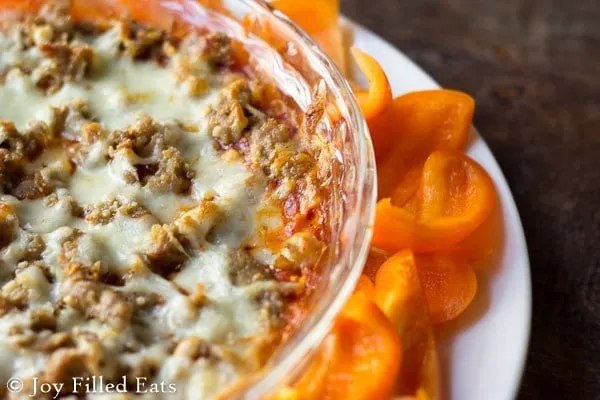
[235,0,378,397]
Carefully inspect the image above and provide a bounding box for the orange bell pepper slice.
[375,250,440,398]
[0,0,118,18]
[373,150,495,253]
[449,208,500,264]
[415,253,478,324]
[293,292,402,400]
[313,24,347,74]
[270,0,338,36]
[270,0,346,73]
[395,390,433,400]
[363,247,391,281]
[0,0,42,12]
[351,48,393,121]
[354,274,376,299]
[370,90,475,199]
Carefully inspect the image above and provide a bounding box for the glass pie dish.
[0,0,376,398]
[220,2,377,397]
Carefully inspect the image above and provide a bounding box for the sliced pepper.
[363,247,391,281]
[0,0,43,12]
[293,292,402,400]
[270,0,339,36]
[375,250,440,398]
[369,90,475,199]
[415,253,478,324]
[314,24,347,74]
[0,0,119,18]
[373,150,495,253]
[389,166,423,207]
[395,390,433,400]
[270,0,346,73]
[273,387,298,400]
[351,48,393,121]
[449,208,500,264]
[354,274,375,299]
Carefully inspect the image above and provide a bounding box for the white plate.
[347,19,532,400]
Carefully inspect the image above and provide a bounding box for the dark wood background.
[340,0,600,398]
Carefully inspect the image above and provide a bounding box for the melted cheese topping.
[0,26,219,131]
[0,22,294,400]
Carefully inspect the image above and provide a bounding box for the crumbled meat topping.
[119,201,150,219]
[35,331,74,353]
[145,147,194,194]
[172,200,223,250]
[173,336,213,360]
[30,308,57,331]
[109,114,181,158]
[274,232,325,272]
[61,279,133,329]
[83,198,120,225]
[34,41,95,94]
[9,1,97,94]
[205,79,269,145]
[0,120,80,198]
[0,3,330,399]
[16,1,73,49]
[21,233,46,262]
[36,0,74,38]
[0,121,45,175]
[270,149,316,180]
[0,203,18,249]
[12,170,55,200]
[198,32,233,68]
[57,101,96,138]
[1,280,30,311]
[183,75,209,97]
[249,118,291,172]
[117,21,167,60]
[176,32,233,79]
[228,249,273,286]
[1,263,51,310]
[145,224,188,277]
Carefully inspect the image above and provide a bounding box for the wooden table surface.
[340,0,600,398]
